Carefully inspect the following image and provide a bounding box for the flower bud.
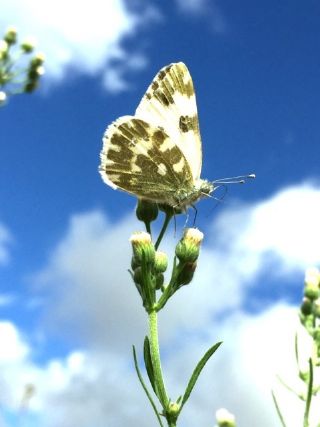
[4,27,17,45]
[30,53,45,67]
[155,273,164,290]
[21,38,35,53]
[130,231,155,265]
[305,267,320,288]
[175,228,204,263]
[300,297,313,316]
[176,261,197,286]
[35,65,45,76]
[215,408,236,427]
[0,40,9,59]
[136,199,158,223]
[313,299,320,318]
[304,283,319,300]
[0,91,7,105]
[167,402,180,416]
[154,251,168,273]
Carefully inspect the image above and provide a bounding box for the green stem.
[156,259,184,311]
[155,211,173,250]
[148,310,169,408]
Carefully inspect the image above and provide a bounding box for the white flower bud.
[0,91,7,105]
[215,408,236,427]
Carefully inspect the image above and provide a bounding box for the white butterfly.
[99,62,254,209]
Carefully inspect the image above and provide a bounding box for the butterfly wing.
[99,116,195,206]
[135,62,202,180]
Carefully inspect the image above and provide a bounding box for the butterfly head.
[176,173,255,209]
[172,179,214,210]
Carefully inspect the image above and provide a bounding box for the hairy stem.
[148,310,169,408]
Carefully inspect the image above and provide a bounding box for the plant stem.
[148,309,169,408]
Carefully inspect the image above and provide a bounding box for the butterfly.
[99,62,254,209]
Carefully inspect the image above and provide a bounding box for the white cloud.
[4,181,320,426]
[0,322,29,363]
[209,181,320,278]
[1,307,318,427]
[0,0,159,93]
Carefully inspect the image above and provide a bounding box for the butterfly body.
[99,62,214,209]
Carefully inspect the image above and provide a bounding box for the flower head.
[175,228,204,263]
[215,408,236,427]
[130,231,155,265]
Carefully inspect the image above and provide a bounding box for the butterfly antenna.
[213,173,255,185]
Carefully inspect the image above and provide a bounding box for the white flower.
[183,227,204,246]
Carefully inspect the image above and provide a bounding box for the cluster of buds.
[300,267,320,317]
[0,26,45,105]
[300,267,320,363]
[130,231,167,311]
[130,227,204,312]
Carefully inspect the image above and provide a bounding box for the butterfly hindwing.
[135,62,202,180]
[99,116,195,205]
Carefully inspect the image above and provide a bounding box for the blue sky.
[1,1,320,426]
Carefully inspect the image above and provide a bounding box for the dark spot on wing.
[179,115,198,133]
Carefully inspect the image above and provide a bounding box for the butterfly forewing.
[135,62,202,180]
[100,116,195,206]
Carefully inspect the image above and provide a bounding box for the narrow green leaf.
[144,336,157,393]
[180,341,222,411]
[271,390,287,427]
[304,358,313,427]
[132,345,164,427]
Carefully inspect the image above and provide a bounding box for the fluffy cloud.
[0,322,29,363]
[3,182,320,426]
[0,0,159,92]
[208,182,320,285]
